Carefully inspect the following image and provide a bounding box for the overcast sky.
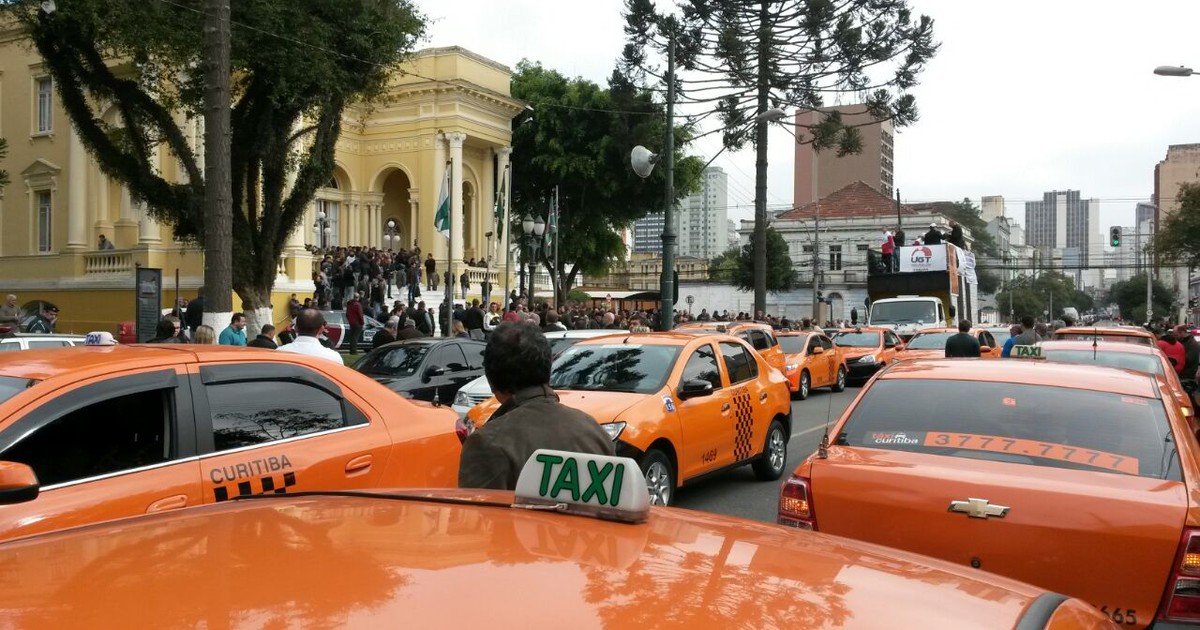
[415,0,1200,232]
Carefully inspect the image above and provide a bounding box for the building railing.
[83,250,135,275]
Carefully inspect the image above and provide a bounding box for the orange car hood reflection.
[0,493,1062,629]
[471,389,647,428]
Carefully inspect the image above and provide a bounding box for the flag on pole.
[493,169,506,242]
[545,193,558,252]
[434,167,451,239]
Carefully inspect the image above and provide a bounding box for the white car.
[450,328,625,418]
[0,333,87,351]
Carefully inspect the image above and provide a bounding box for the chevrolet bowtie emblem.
[948,498,1009,519]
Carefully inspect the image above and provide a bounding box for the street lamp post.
[521,214,545,305]
[315,209,328,250]
[385,219,397,250]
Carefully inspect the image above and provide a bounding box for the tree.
[1155,181,1200,269]
[622,0,937,314]
[709,227,795,293]
[7,0,425,322]
[509,62,702,303]
[1105,275,1176,324]
[994,272,1092,323]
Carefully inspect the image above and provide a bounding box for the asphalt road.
[672,387,859,523]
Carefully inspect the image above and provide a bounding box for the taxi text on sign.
[1011,345,1043,358]
[514,450,650,523]
[898,245,948,273]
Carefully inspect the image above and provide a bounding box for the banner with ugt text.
[898,245,949,273]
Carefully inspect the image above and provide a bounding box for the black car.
[355,338,486,404]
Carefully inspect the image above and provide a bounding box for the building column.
[66,128,88,249]
[408,189,420,249]
[429,133,447,259]
[137,201,161,244]
[448,132,466,265]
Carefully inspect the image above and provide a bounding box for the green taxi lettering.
[1013,345,1042,358]
[535,454,626,507]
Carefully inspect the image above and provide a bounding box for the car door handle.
[721,402,731,412]
[345,454,373,475]
[759,391,769,402]
[146,494,189,513]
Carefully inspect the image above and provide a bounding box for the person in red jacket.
[880,228,896,272]
[346,293,365,355]
[1158,330,1187,375]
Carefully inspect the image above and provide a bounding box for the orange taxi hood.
[0,492,1070,629]
[881,358,1160,398]
[894,349,943,362]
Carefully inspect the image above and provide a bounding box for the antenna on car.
[1092,326,1099,360]
[817,385,835,459]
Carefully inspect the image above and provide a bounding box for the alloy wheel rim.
[837,369,845,388]
[801,374,809,397]
[645,462,671,505]
[768,428,786,471]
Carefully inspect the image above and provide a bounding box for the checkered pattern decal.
[212,472,297,502]
[731,387,755,461]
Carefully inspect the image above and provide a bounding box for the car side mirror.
[678,378,714,400]
[424,365,446,381]
[0,461,39,505]
[811,346,825,355]
[980,346,992,354]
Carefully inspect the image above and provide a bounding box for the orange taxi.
[0,450,1115,629]
[893,326,1002,360]
[779,359,1200,628]
[0,345,460,541]
[675,321,787,375]
[776,330,848,399]
[466,333,793,506]
[1039,339,1195,421]
[830,327,904,384]
[1051,325,1156,346]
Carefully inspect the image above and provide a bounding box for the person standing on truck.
[892,225,906,270]
[947,221,966,249]
[923,223,943,245]
[879,228,895,272]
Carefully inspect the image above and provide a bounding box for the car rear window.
[551,344,680,393]
[1041,349,1163,376]
[0,376,36,405]
[905,332,953,350]
[833,332,880,348]
[356,344,429,377]
[837,380,1180,480]
[778,336,808,354]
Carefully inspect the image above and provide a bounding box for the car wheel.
[752,420,788,481]
[640,449,675,507]
[831,366,846,392]
[796,370,810,400]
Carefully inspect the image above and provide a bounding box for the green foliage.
[1105,275,1177,324]
[994,272,1094,323]
[1156,182,1200,269]
[6,0,425,305]
[710,227,795,293]
[509,62,703,300]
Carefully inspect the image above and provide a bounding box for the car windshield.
[1041,349,1163,376]
[356,344,429,377]
[906,332,954,350]
[550,344,680,393]
[833,332,880,348]
[0,376,35,405]
[871,302,937,324]
[837,379,1179,480]
[778,336,810,354]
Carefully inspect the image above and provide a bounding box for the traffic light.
[1109,226,1122,247]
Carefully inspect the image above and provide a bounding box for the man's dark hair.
[231,312,245,324]
[958,319,972,332]
[484,321,551,394]
[260,324,276,336]
[1020,315,1035,329]
[154,319,176,339]
[546,311,560,324]
[295,308,326,336]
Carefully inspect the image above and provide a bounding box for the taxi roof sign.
[514,450,649,524]
[1011,344,1043,359]
[84,331,117,346]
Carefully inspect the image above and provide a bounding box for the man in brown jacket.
[458,321,615,490]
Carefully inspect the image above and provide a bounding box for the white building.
[677,167,729,260]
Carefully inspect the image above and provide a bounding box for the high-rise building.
[1135,202,1156,228]
[677,167,729,260]
[631,213,665,255]
[726,219,739,251]
[1023,190,1100,266]
[981,195,1005,223]
[793,104,894,204]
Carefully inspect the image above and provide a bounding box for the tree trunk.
[201,0,233,328]
[751,0,770,317]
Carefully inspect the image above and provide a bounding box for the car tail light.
[454,416,474,444]
[777,474,816,530]
[1158,528,1200,624]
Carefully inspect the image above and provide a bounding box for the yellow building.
[0,38,522,334]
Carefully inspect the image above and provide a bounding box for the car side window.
[884,332,898,347]
[819,336,834,351]
[681,344,722,390]
[0,341,18,351]
[27,340,72,348]
[207,381,344,452]
[982,332,996,348]
[462,343,485,370]
[748,330,771,351]
[806,336,821,353]
[430,345,469,372]
[1,388,174,486]
[719,342,758,384]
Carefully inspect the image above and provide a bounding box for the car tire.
[640,449,675,507]
[752,420,788,481]
[831,366,846,392]
[796,370,811,400]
